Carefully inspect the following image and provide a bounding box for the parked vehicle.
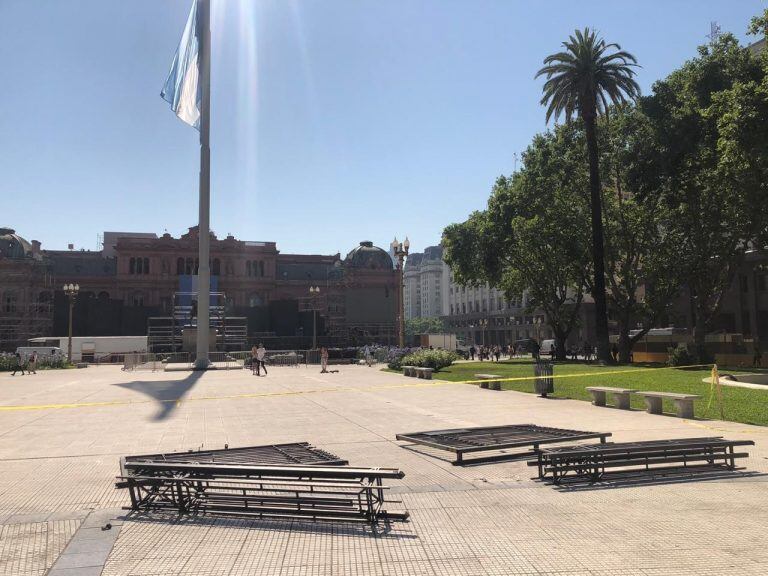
[540,339,556,356]
[15,346,64,360]
[26,336,148,362]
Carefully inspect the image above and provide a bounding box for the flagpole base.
[193,356,211,370]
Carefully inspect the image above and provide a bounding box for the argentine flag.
[161,0,201,130]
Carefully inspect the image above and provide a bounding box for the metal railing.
[120,348,392,371]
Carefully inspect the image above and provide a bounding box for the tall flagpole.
[194,0,212,369]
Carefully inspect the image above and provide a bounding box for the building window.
[212,258,221,276]
[129,257,136,274]
[259,261,265,277]
[132,292,144,307]
[143,257,150,274]
[177,257,184,275]
[185,258,194,275]
[4,292,17,313]
[247,261,252,277]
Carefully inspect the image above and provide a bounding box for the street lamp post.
[390,236,410,348]
[63,283,79,364]
[309,286,320,349]
[479,318,488,347]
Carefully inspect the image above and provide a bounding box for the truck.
[27,336,148,362]
[418,333,458,351]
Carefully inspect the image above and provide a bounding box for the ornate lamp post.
[309,286,320,349]
[390,236,410,348]
[63,283,79,363]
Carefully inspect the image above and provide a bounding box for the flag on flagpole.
[161,0,201,130]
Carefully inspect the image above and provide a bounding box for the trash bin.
[534,361,554,397]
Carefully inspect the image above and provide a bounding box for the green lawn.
[429,359,768,426]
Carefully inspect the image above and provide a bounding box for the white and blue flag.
[160,0,201,130]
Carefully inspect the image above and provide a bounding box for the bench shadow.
[114,370,204,421]
[122,510,417,539]
[398,443,536,467]
[538,469,767,491]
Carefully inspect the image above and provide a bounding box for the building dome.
[0,227,33,259]
[345,241,393,270]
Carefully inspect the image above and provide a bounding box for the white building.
[403,245,450,319]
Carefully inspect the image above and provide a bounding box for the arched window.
[129,257,136,274]
[143,258,150,274]
[185,258,193,275]
[98,291,110,300]
[246,261,252,277]
[136,258,143,274]
[212,258,220,276]
[177,257,184,275]
[259,261,265,277]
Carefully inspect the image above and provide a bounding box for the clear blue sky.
[1,0,765,256]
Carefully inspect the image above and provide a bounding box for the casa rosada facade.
[0,226,400,351]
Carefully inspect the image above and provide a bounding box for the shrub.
[399,349,458,372]
[386,347,416,370]
[667,344,693,367]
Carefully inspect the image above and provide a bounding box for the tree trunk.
[618,329,632,364]
[555,334,568,361]
[583,114,612,364]
[692,305,708,363]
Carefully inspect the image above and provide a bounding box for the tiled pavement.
[0,364,767,575]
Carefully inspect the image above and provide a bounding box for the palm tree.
[536,28,639,364]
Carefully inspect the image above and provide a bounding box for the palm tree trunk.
[583,114,612,364]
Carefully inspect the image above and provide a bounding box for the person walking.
[255,343,267,376]
[28,351,38,374]
[364,344,373,367]
[320,346,329,373]
[611,343,619,364]
[469,345,476,361]
[11,351,26,376]
[251,344,259,375]
[754,342,763,368]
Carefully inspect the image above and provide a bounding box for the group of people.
[468,345,509,362]
[249,344,333,374]
[9,351,38,375]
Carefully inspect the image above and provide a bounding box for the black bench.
[396,424,611,465]
[117,461,409,525]
[529,437,754,484]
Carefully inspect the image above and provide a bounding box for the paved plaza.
[1,364,767,576]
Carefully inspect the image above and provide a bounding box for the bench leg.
[614,393,630,410]
[591,391,607,407]
[674,399,694,419]
[644,396,662,415]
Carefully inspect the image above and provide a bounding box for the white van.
[15,346,64,360]
[540,339,556,356]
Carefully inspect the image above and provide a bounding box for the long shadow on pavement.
[544,469,767,491]
[123,511,418,539]
[114,370,205,421]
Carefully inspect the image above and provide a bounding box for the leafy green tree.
[637,33,767,358]
[599,107,683,362]
[405,317,446,337]
[444,125,592,360]
[537,28,640,364]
